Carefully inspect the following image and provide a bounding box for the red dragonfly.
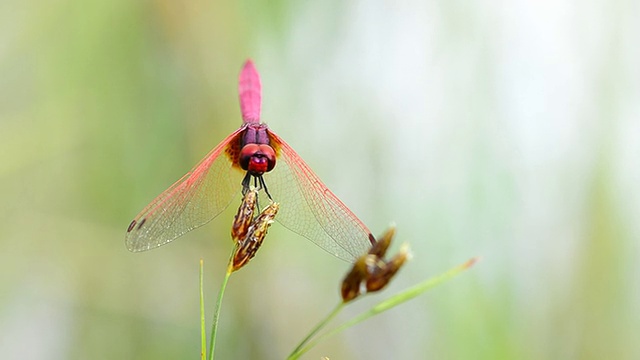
[126,60,375,261]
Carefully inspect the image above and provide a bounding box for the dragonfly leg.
[258,176,273,201]
[241,172,252,195]
[251,176,262,210]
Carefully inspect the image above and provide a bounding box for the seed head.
[341,226,410,302]
[232,202,279,271]
[231,189,258,242]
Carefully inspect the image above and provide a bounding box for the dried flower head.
[341,226,410,302]
[232,202,279,271]
[366,243,410,292]
[231,189,258,243]
[341,255,371,302]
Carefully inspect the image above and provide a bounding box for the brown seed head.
[340,227,410,301]
[232,202,279,271]
[341,255,373,302]
[366,243,410,292]
[231,189,258,242]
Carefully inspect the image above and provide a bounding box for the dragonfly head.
[240,144,276,175]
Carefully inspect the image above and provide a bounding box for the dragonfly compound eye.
[240,144,276,175]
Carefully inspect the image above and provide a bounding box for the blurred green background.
[1,0,639,359]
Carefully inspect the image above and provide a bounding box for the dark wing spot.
[136,218,147,230]
[368,233,376,245]
[127,220,137,232]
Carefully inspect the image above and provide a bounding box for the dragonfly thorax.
[240,144,276,175]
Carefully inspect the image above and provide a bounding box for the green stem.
[287,302,345,360]
[200,259,206,360]
[208,248,236,360]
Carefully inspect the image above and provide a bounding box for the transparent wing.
[125,128,245,252]
[264,130,374,261]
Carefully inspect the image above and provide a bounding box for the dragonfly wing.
[264,130,374,261]
[126,128,245,252]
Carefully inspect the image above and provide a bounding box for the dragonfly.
[126,60,375,261]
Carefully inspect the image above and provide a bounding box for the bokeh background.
[2,0,639,359]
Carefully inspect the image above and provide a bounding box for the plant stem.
[208,248,236,360]
[287,302,345,360]
[200,259,206,360]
